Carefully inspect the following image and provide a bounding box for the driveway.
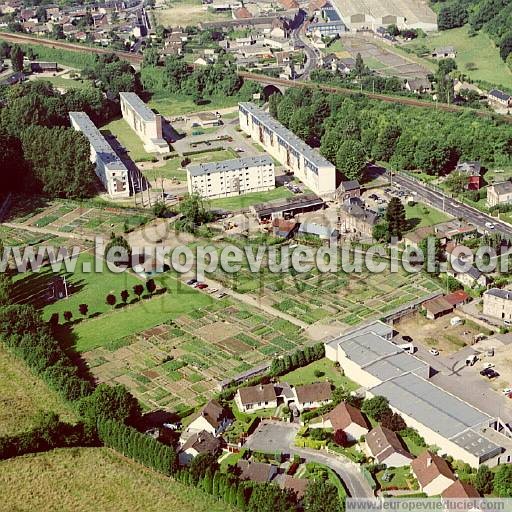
[245,421,374,498]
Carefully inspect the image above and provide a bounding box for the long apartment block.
[238,102,336,197]
[69,112,130,199]
[119,92,169,154]
[187,155,275,199]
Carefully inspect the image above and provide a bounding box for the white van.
[465,354,478,366]
[398,343,416,354]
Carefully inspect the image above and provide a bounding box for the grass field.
[403,26,512,90]
[153,0,231,27]
[279,358,359,391]
[0,447,235,512]
[101,118,155,162]
[0,345,76,436]
[208,186,294,211]
[32,75,93,90]
[148,92,241,117]
[405,202,452,230]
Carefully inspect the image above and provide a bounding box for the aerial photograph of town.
[0,0,512,509]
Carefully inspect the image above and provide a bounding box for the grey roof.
[120,92,156,122]
[491,181,512,195]
[298,222,338,239]
[187,155,273,177]
[434,46,455,54]
[239,102,335,172]
[451,259,482,280]
[489,89,511,101]
[485,288,512,301]
[340,180,360,191]
[451,429,501,460]
[369,373,491,439]
[69,112,128,172]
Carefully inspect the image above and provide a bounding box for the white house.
[365,426,413,467]
[185,400,232,437]
[178,430,222,465]
[411,451,455,496]
[309,402,369,441]
[235,384,278,413]
[293,382,332,412]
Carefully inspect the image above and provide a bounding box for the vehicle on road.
[429,348,440,356]
[466,354,478,366]
[485,222,495,229]
[480,368,499,378]
[235,147,244,152]
[502,388,512,394]
[186,279,197,286]
[196,283,208,289]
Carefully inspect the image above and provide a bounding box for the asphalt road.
[388,171,512,238]
[292,28,319,79]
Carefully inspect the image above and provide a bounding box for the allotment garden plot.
[83,301,310,412]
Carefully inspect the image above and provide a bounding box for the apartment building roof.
[239,102,334,171]
[119,92,156,122]
[187,155,273,177]
[69,111,128,171]
[484,288,512,301]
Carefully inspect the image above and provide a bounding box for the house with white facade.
[292,382,332,412]
[178,430,222,465]
[411,451,455,496]
[308,402,369,441]
[235,383,278,413]
[365,426,413,467]
[185,399,232,437]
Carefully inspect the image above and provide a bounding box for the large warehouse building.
[187,155,275,199]
[238,103,337,198]
[325,321,512,467]
[331,0,437,31]
[69,112,130,199]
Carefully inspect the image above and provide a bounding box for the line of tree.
[269,343,325,377]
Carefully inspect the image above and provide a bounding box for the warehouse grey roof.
[239,102,335,170]
[120,92,156,122]
[451,429,501,460]
[370,373,491,439]
[484,288,512,300]
[69,112,128,171]
[325,320,393,351]
[187,155,273,177]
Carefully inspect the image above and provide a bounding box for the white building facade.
[69,111,130,198]
[238,102,337,198]
[187,155,275,200]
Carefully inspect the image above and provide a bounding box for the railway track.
[1,31,511,124]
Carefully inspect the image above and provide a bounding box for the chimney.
[259,384,263,391]
[426,456,432,467]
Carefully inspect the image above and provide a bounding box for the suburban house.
[487,181,512,207]
[341,203,380,238]
[434,220,477,244]
[280,476,309,502]
[309,402,369,441]
[292,382,332,412]
[185,400,232,437]
[403,226,435,249]
[442,480,480,499]
[411,451,455,496]
[431,46,456,59]
[236,460,278,483]
[404,78,432,94]
[488,89,512,108]
[365,426,413,467]
[483,288,512,321]
[178,430,222,465]
[338,180,361,201]
[455,161,482,190]
[447,259,488,288]
[234,383,278,413]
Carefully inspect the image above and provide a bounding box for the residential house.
[403,226,434,249]
[233,6,252,19]
[293,382,332,412]
[488,89,512,109]
[342,202,380,238]
[421,296,454,320]
[281,476,309,502]
[447,258,488,288]
[365,426,413,467]
[272,218,298,239]
[434,220,477,244]
[404,78,432,94]
[185,399,232,437]
[278,0,299,8]
[487,181,512,207]
[442,480,480,499]
[30,61,58,73]
[234,383,278,413]
[453,79,484,98]
[337,57,355,74]
[483,288,512,321]
[338,180,361,201]
[411,451,455,496]
[309,402,369,441]
[178,430,222,465]
[237,460,279,482]
[455,161,482,190]
[298,222,339,245]
[270,18,291,39]
[431,47,456,59]
[275,51,292,66]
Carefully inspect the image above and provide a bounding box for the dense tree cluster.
[269,343,325,376]
[270,88,512,180]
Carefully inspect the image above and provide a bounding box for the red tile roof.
[442,480,480,499]
[411,451,455,488]
[328,402,368,431]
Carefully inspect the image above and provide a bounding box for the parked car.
[186,279,197,286]
[402,335,413,343]
[483,362,495,369]
[502,388,512,394]
[480,368,493,376]
[485,222,495,229]
[429,348,440,356]
[487,370,500,379]
[196,283,208,289]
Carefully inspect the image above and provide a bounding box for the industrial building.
[69,112,130,198]
[187,155,275,199]
[119,92,169,154]
[238,103,337,197]
[325,321,512,467]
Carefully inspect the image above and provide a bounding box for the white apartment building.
[238,103,337,198]
[187,155,275,199]
[119,92,169,154]
[69,112,130,199]
[483,288,512,321]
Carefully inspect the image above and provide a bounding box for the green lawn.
[405,202,452,230]
[208,187,294,211]
[402,435,428,457]
[403,26,512,90]
[33,76,93,90]
[101,118,155,162]
[279,358,359,391]
[376,466,414,490]
[148,92,241,117]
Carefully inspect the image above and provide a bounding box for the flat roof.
[239,102,335,171]
[120,92,156,122]
[451,429,501,459]
[69,111,128,172]
[187,155,273,177]
[370,373,491,439]
[252,194,324,217]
